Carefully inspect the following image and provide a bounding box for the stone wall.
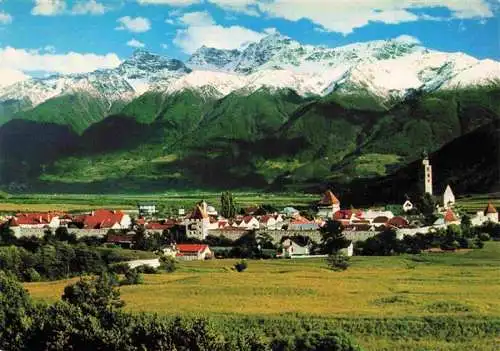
[208,229,380,244]
[14,227,109,238]
[208,227,427,245]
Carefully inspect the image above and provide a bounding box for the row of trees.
[356,223,493,256]
[0,271,362,351]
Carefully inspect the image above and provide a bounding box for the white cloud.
[0,46,121,75]
[178,11,215,26]
[31,0,66,16]
[208,0,260,16]
[174,23,265,53]
[116,16,151,33]
[127,39,146,48]
[71,0,107,15]
[165,18,175,24]
[137,0,200,5]
[0,11,12,24]
[161,43,169,49]
[0,68,29,88]
[257,0,496,34]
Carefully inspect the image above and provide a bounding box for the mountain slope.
[11,93,123,134]
[339,119,500,206]
[0,86,493,193]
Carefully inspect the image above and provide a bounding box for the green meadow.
[25,242,500,351]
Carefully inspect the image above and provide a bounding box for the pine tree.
[220,191,236,219]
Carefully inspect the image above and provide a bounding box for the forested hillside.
[0,85,498,196]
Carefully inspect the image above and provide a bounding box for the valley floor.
[25,242,500,351]
[1,192,499,214]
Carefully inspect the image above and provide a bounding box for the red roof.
[8,217,19,227]
[218,221,229,228]
[77,209,126,229]
[243,216,256,224]
[387,216,409,228]
[372,216,389,224]
[14,212,58,225]
[318,190,340,206]
[290,217,314,225]
[484,202,497,214]
[177,244,208,253]
[260,215,274,223]
[444,209,458,223]
[334,210,352,220]
[190,204,208,219]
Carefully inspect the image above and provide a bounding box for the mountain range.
[0,33,499,200]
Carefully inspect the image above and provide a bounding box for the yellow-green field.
[25,243,500,350]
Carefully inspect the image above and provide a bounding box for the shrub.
[474,239,485,249]
[272,330,362,351]
[478,233,491,241]
[121,269,144,286]
[108,262,130,275]
[134,264,158,274]
[159,255,177,273]
[23,268,42,282]
[326,253,350,271]
[234,259,248,272]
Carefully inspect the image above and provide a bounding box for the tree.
[461,214,473,237]
[62,272,124,317]
[0,271,34,350]
[320,220,350,255]
[418,193,437,225]
[159,255,177,273]
[121,269,144,286]
[132,227,147,250]
[256,232,275,250]
[220,191,236,219]
[320,220,351,271]
[0,223,17,246]
[55,227,77,244]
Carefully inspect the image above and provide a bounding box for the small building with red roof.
[163,243,212,261]
[444,208,460,225]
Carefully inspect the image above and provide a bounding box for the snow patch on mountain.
[165,70,246,97]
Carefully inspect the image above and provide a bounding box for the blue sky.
[0,0,498,84]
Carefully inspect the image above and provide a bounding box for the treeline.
[0,227,159,282]
[356,221,499,256]
[0,271,362,351]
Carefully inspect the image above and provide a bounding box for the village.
[0,156,498,262]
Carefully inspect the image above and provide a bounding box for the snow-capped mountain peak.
[0,35,498,113]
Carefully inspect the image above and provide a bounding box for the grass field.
[25,242,500,350]
[1,192,498,214]
[0,192,318,213]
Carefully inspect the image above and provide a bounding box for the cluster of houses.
[0,157,498,260]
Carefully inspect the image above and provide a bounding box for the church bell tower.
[422,153,433,195]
